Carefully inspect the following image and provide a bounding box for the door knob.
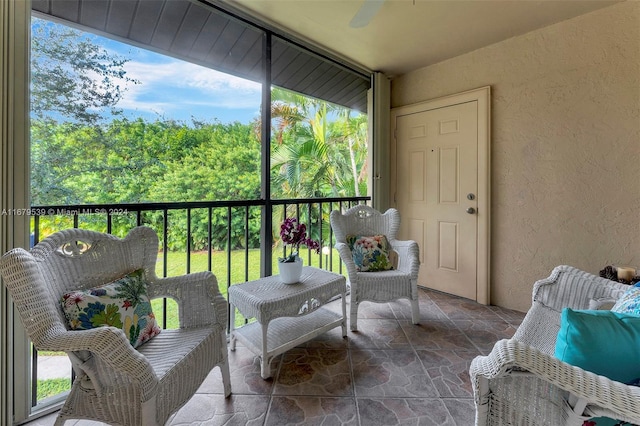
[466,207,476,214]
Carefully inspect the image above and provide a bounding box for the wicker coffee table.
[229,266,347,379]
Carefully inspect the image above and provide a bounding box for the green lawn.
[153,248,346,328]
[157,248,344,283]
[37,378,70,401]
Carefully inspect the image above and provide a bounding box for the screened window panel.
[31,0,370,111]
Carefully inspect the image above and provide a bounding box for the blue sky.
[36,18,360,126]
[99,34,262,124]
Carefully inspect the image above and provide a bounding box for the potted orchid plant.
[278,218,320,284]
[279,217,320,263]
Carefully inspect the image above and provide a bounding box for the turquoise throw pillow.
[556,309,640,425]
[584,417,635,425]
[554,308,640,384]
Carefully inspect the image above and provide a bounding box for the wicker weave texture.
[228,267,346,323]
[229,267,347,378]
[330,205,420,330]
[470,265,640,426]
[0,226,231,426]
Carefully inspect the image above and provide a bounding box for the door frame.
[390,86,491,305]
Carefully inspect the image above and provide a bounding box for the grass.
[154,248,346,328]
[157,247,344,286]
[37,378,70,400]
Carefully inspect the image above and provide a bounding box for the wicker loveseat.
[0,226,231,426]
[470,265,640,425]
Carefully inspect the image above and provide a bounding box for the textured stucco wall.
[391,1,640,312]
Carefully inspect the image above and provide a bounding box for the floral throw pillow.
[61,269,160,348]
[611,284,640,316]
[346,234,394,272]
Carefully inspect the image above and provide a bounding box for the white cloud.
[117,59,262,119]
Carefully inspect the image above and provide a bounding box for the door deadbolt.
[467,193,475,200]
[466,207,476,214]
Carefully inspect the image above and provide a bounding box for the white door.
[392,88,490,303]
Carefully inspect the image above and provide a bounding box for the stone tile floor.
[27,288,525,426]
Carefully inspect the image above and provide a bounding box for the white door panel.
[396,101,479,300]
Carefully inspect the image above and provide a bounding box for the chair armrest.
[41,326,159,401]
[470,339,640,425]
[335,242,358,284]
[513,266,628,353]
[389,239,419,278]
[148,271,227,329]
[531,265,627,313]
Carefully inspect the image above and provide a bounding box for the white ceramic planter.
[278,257,303,284]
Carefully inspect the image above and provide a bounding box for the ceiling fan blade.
[349,0,385,28]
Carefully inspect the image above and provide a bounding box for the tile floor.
[28,288,525,426]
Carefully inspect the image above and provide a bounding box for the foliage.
[269,88,369,200]
[31,17,138,125]
[31,118,262,251]
[29,20,368,253]
[30,101,365,251]
[267,88,369,249]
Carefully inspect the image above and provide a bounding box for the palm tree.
[332,110,368,197]
[269,87,367,199]
[267,87,369,249]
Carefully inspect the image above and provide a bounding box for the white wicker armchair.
[0,226,231,426]
[330,205,420,331]
[470,265,640,425]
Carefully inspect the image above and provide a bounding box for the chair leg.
[221,361,232,397]
[350,299,359,331]
[411,299,420,325]
[220,332,232,397]
[141,397,157,426]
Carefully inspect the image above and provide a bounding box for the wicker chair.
[470,265,640,425]
[0,226,231,426]
[330,205,420,331]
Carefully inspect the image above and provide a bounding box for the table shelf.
[233,307,344,368]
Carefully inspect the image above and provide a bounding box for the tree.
[30,17,138,125]
[269,87,368,199]
[30,17,139,207]
[267,88,369,247]
[331,111,369,197]
[149,121,262,250]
